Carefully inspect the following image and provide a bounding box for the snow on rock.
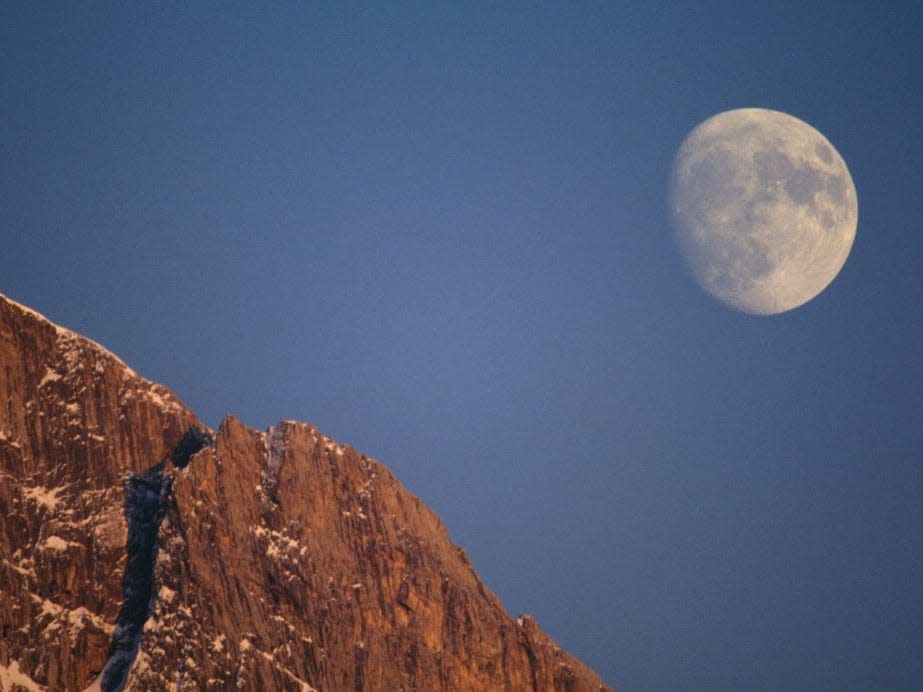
[0,292,206,691]
[0,293,612,692]
[38,367,62,388]
[0,660,44,691]
[21,484,66,510]
[40,535,75,552]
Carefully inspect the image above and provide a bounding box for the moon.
[669,108,858,315]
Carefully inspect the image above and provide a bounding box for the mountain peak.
[1,292,139,377]
[0,293,611,691]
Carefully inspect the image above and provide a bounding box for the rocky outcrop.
[0,294,201,691]
[0,293,611,691]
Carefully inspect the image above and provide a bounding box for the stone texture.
[0,293,611,691]
[0,295,201,691]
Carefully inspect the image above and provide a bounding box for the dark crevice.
[171,427,212,469]
[99,465,171,691]
[95,428,209,691]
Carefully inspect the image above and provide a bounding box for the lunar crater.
[669,108,857,315]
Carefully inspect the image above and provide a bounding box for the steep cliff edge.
[0,293,611,691]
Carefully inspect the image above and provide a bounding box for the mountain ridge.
[0,292,611,691]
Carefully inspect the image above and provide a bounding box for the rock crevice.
[0,294,611,691]
[99,466,171,691]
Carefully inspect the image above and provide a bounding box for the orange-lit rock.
[0,293,611,691]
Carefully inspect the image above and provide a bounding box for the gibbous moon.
[669,108,858,314]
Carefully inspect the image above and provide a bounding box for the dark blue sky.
[3,2,922,688]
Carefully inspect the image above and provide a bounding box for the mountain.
[0,293,611,691]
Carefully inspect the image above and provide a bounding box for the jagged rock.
[0,293,611,691]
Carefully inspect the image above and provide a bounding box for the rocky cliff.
[0,293,611,691]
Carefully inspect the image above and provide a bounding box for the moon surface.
[669,108,858,314]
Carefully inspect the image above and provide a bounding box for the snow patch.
[257,648,318,692]
[41,599,61,617]
[250,525,303,565]
[41,535,75,552]
[22,484,65,510]
[38,367,62,387]
[66,606,110,641]
[2,557,35,578]
[29,594,63,618]
[0,431,21,448]
[0,659,43,691]
[146,386,180,412]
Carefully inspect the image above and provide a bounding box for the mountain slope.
[0,293,611,691]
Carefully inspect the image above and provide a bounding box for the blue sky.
[3,2,922,688]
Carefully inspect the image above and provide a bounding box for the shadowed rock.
[99,467,171,692]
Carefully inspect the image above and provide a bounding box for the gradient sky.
[3,2,922,689]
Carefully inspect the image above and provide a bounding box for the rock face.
[0,293,611,691]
